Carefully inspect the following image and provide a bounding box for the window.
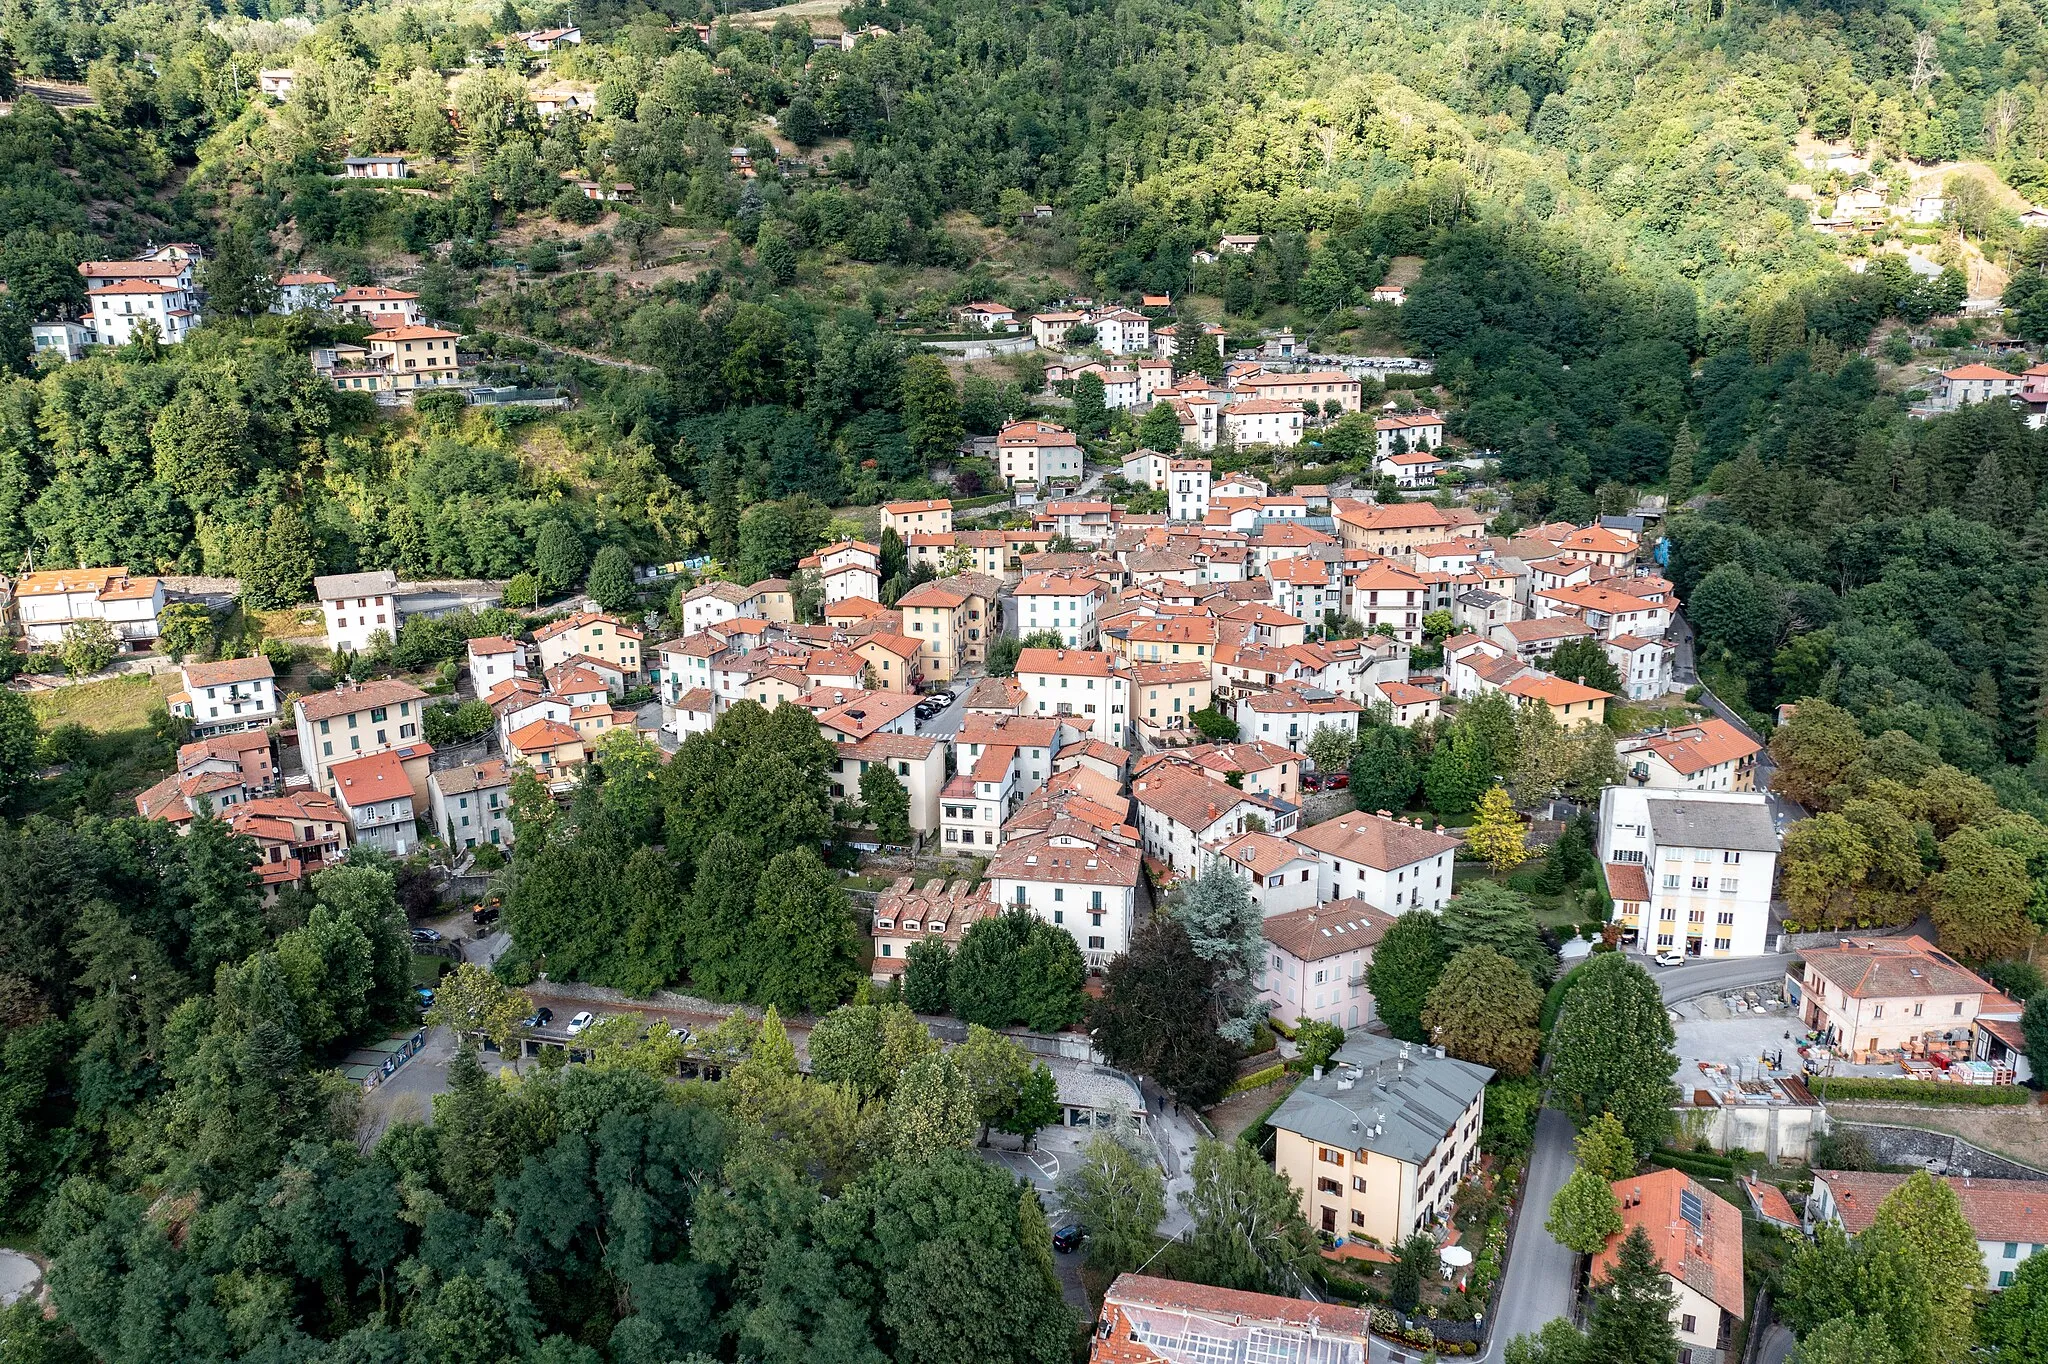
[1718,878,1737,893]
[1350,1209,1366,1228]
[1662,874,1679,889]
[1088,935,1105,949]
[1873,1004,1884,1019]
[1318,1147,1344,1165]
[1724,851,1741,864]
[1690,876,1709,891]
[1317,1177,1341,1195]
[2008,1242,2021,1259]
[1352,1176,1367,1193]
[1680,1315,1696,1334]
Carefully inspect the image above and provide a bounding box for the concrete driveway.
[917,686,971,740]
[1480,1108,1578,1362]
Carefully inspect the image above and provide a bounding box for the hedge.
[1650,1148,1736,1180]
[1811,1077,2034,1106]
[1225,1064,1287,1098]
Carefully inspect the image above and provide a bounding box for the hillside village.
[18,384,2047,1363]
[17,0,2048,1359]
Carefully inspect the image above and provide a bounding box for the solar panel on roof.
[1680,1188,1703,1230]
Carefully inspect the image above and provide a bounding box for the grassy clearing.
[30,671,179,733]
[1454,858,1601,937]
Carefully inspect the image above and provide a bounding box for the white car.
[566,1011,596,1035]
[1654,951,1685,968]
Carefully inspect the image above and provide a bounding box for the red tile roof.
[1597,1169,1745,1319]
[1817,1169,2048,1244]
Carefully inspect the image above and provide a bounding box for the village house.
[798,540,883,604]
[1215,831,1323,916]
[168,657,278,737]
[533,610,642,680]
[226,790,349,891]
[1131,761,1294,876]
[1029,310,1087,349]
[465,635,526,688]
[1607,633,1675,700]
[832,731,946,838]
[1500,672,1612,728]
[1596,1170,1745,1364]
[366,326,462,390]
[1222,398,1306,448]
[1793,935,2023,1066]
[1809,1170,2048,1288]
[292,679,429,795]
[880,498,954,537]
[1174,740,1305,806]
[1268,1035,1490,1244]
[427,759,515,852]
[1127,661,1212,750]
[14,566,165,650]
[1090,1276,1370,1364]
[868,878,995,981]
[954,301,1015,331]
[988,820,1145,968]
[330,750,419,854]
[1930,362,2022,411]
[1014,571,1107,647]
[313,571,400,655]
[1616,718,1761,792]
[1231,369,1363,412]
[897,576,999,682]
[88,278,198,346]
[258,68,295,98]
[272,270,339,313]
[1235,683,1361,760]
[332,286,423,328]
[1035,499,1116,545]
[1259,898,1398,1026]
[506,717,585,788]
[1334,500,1486,556]
[997,419,1085,488]
[1090,308,1152,355]
[1016,647,1131,746]
[1371,679,1443,728]
[1598,788,1779,959]
[1291,811,1460,913]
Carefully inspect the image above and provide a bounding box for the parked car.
[1052,1224,1085,1254]
[520,1007,553,1029]
[1321,772,1350,790]
[566,1011,597,1035]
[410,927,441,943]
[1653,950,1685,968]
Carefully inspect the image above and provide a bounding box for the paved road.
[1643,951,1795,1004]
[1480,1108,1578,1363]
[917,687,971,740]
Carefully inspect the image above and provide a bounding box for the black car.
[520,1007,554,1029]
[1052,1224,1085,1254]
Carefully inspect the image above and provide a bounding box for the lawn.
[1454,858,1601,939]
[29,671,180,733]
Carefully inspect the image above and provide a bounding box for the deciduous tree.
[1546,1164,1623,1254]
[1055,1131,1164,1276]
[1465,785,1528,872]
[1422,945,1542,1076]
[1179,1137,1318,1296]
[1547,953,1678,1153]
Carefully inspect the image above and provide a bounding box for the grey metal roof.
[314,570,398,600]
[1647,796,1779,852]
[1267,1034,1492,1166]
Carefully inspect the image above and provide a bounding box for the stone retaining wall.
[1833,1119,2048,1181]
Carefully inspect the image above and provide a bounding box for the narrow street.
[1479,1108,1578,1362]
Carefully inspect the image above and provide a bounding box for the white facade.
[1015,574,1106,647]
[315,571,401,655]
[1169,460,1212,521]
[1289,813,1459,914]
[1017,655,1130,746]
[428,762,515,851]
[30,320,98,361]
[272,271,340,313]
[14,568,164,649]
[88,281,197,345]
[1223,401,1305,448]
[1597,787,1779,958]
[172,660,279,736]
[1091,309,1152,355]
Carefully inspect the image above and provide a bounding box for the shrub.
[1225,1064,1287,1097]
[1810,1077,2032,1105]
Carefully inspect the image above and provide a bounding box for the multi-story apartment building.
[292,680,429,794]
[1269,1035,1490,1244]
[1598,788,1780,958]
